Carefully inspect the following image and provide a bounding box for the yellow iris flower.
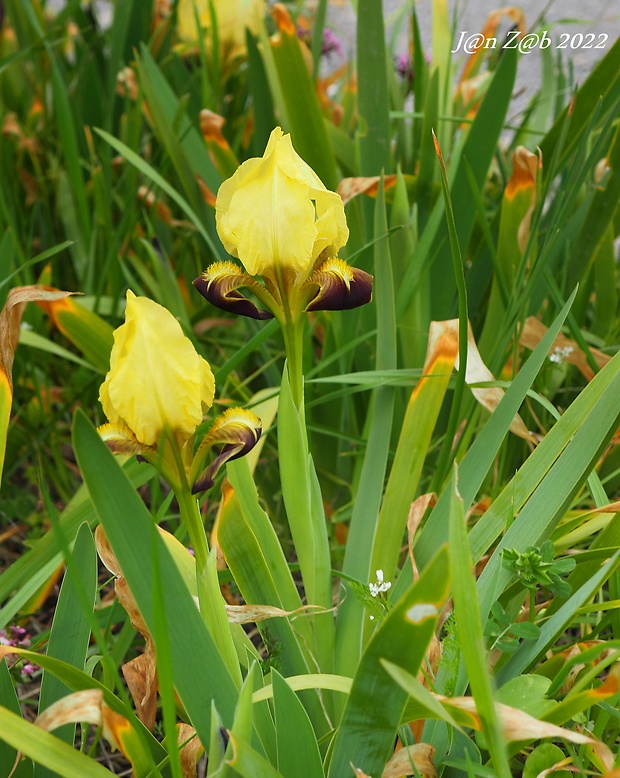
[194,127,372,321]
[98,291,260,493]
[99,291,214,448]
[216,126,348,280]
[176,0,265,64]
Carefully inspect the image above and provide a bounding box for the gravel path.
[327,0,620,118]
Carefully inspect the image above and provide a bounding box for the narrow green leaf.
[36,523,97,778]
[0,661,25,778]
[272,670,324,778]
[431,47,518,316]
[72,411,239,740]
[0,460,154,623]
[404,289,577,587]
[93,127,220,258]
[356,0,391,174]
[51,65,91,248]
[328,546,450,777]
[336,180,396,677]
[246,31,276,155]
[539,36,620,170]
[449,469,510,777]
[277,367,333,672]
[218,463,327,734]
[269,8,338,189]
[226,734,285,778]
[382,660,461,730]
[0,706,114,778]
[202,547,242,688]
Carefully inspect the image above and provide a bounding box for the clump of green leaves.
[484,602,541,653]
[502,541,576,600]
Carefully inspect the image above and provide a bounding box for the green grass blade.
[93,128,221,258]
[269,8,338,189]
[356,0,391,173]
[474,351,620,623]
[328,547,450,778]
[370,334,454,584]
[0,661,25,778]
[404,288,577,587]
[202,547,242,688]
[226,734,285,778]
[449,470,511,777]
[335,180,396,676]
[539,36,620,170]
[429,131,469,491]
[246,31,276,155]
[72,410,239,739]
[0,706,115,777]
[0,461,154,623]
[218,462,327,732]
[272,670,324,778]
[36,523,97,778]
[431,47,518,316]
[51,65,91,252]
[277,366,333,672]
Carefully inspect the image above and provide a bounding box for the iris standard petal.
[99,291,215,447]
[215,127,348,279]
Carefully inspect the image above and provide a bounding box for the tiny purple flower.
[295,24,343,59]
[394,53,414,83]
[322,28,343,58]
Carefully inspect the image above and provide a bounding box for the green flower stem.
[169,440,210,581]
[282,313,305,412]
[278,315,334,679]
[175,484,209,575]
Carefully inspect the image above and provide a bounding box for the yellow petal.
[216,127,348,279]
[177,0,265,62]
[99,291,214,447]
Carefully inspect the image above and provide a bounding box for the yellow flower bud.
[215,127,349,281]
[99,291,214,447]
[177,0,265,64]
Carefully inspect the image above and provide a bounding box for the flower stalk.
[98,291,262,603]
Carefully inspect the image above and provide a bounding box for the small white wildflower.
[549,345,574,364]
[369,569,392,598]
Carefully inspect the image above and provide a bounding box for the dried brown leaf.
[224,603,325,624]
[337,175,399,205]
[178,723,204,778]
[122,651,158,731]
[0,286,74,391]
[382,743,437,777]
[519,317,610,381]
[438,695,614,772]
[35,689,128,755]
[407,493,436,582]
[434,319,533,440]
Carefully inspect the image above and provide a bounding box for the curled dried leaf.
[0,286,75,391]
[437,695,614,772]
[382,743,437,777]
[224,603,325,624]
[35,689,130,757]
[519,317,610,381]
[178,723,204,778]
